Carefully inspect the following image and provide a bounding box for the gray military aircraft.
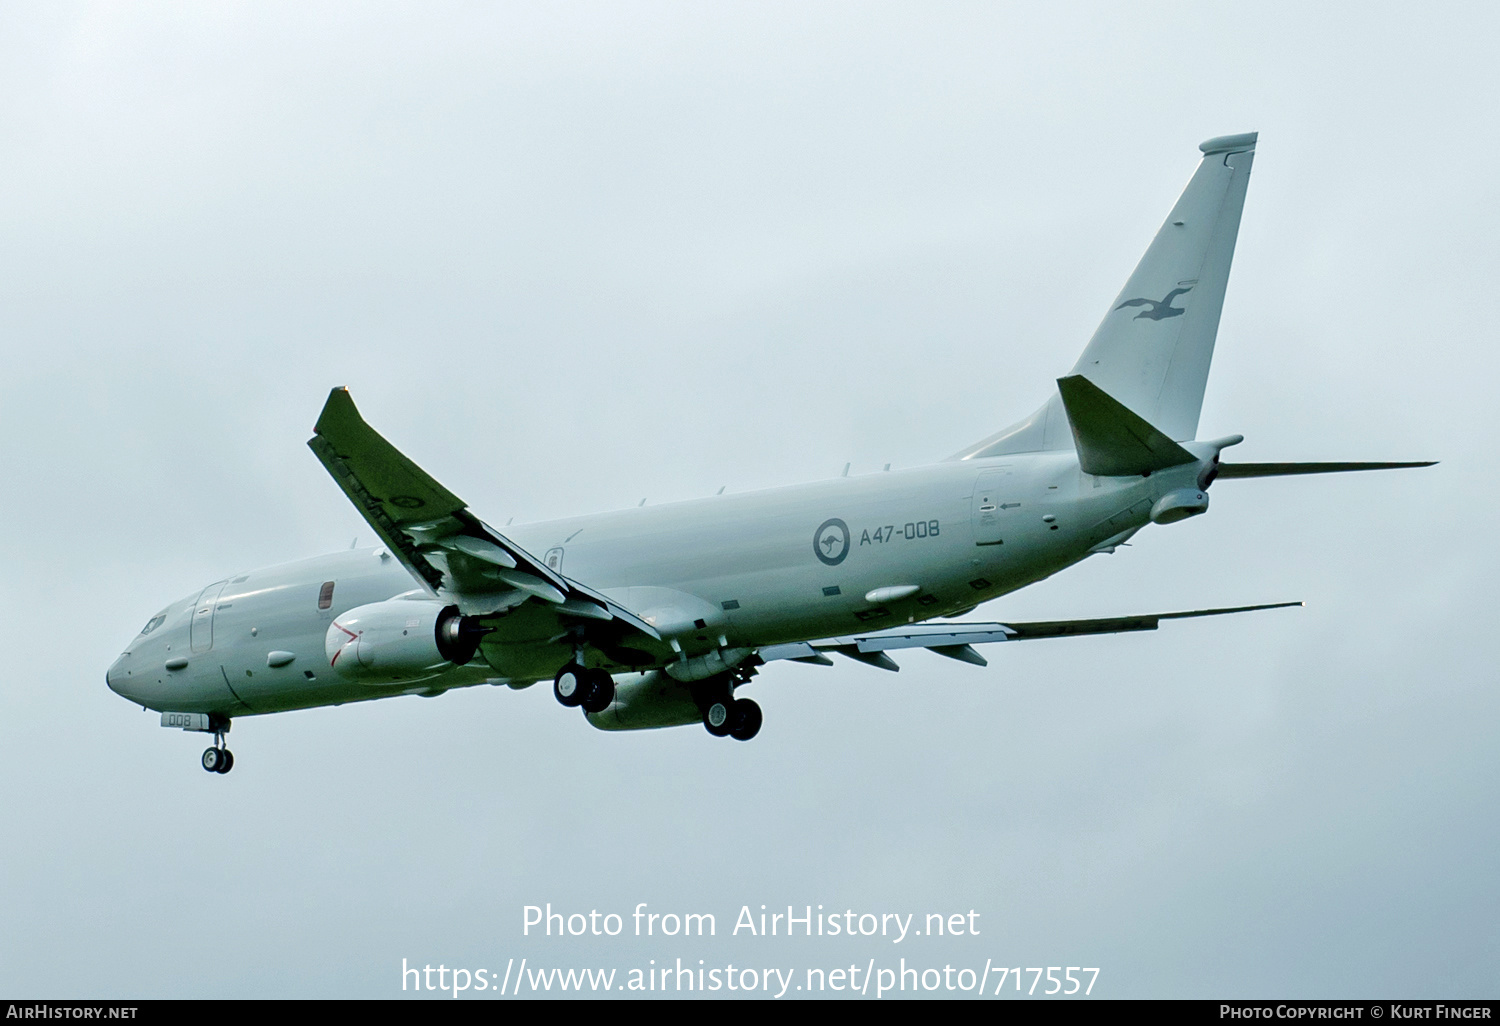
[106,132,1432,773]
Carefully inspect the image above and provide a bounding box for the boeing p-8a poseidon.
[107,132,1431,773]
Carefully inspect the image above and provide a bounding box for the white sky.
[0,1,1493,998]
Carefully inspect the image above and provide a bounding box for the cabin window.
[318,581,335,610]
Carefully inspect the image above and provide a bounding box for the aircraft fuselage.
[106,451,1207,718]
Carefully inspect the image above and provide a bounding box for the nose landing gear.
[201,729,234,774]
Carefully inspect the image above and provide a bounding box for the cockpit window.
[318,581,335,610]
[140,613,167,636]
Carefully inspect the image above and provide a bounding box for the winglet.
[1056,375,1197,476]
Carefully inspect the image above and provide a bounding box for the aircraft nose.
[106,655,135,701]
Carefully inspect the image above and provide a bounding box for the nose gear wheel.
[201,726,234,774]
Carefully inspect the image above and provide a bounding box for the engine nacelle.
[586,671,703,731]
[325,600,480,684]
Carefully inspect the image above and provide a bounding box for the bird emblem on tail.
[1115,285,1193,320]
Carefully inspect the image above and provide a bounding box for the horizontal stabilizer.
[1216,461,1436,479]
[1057,375,1197,476]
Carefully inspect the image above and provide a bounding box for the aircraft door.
[971,468,1018,546]
[190,580,228,653]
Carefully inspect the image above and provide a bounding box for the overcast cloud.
[0,1,1493,998]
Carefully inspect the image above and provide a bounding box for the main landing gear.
[696,667,762,741]
[201,729,234,774]
[703,696,762,741]
[553,663,616,715]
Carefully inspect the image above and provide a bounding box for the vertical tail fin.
[954,132,1257,460]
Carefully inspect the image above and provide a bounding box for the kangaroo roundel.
[814,518,850,566]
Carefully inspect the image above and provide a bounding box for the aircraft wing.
[307,387,660,644]
[758,601,1301,671]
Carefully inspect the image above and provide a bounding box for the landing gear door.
[971,468,1017,545]
[190,580,228,653]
